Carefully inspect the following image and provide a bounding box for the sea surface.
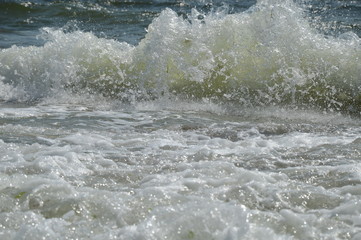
[1,0,361,239]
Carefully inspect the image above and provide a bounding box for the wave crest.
[1,0,361,113]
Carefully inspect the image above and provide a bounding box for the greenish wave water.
[1,0,361,113]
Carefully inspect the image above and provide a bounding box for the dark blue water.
[1,0,360,48]
[0,0,255,48]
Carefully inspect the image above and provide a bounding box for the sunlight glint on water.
[1,0,361,239]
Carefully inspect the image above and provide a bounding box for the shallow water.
[1,100,361,239]
[1,0,361,239]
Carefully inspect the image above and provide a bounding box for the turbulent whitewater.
[1,0,361,112]
[1,0,361,239]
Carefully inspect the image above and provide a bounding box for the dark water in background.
[0,0,255,48]
[1,0,361,47]
[1,1,361,239]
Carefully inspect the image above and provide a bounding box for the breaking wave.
[1,0,361,113]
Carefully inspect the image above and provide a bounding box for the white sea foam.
[0,0,361,112]
[1,0,361,239]
[0,99,360,239]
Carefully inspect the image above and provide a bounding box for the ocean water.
[1,0,361,239]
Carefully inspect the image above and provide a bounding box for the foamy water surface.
[1,99,361,239]
[1,0,361,239]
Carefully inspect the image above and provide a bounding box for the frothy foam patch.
[0,0,361,113]
[0,28,134,101]
[0,101,361,238]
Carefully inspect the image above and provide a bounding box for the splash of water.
[0,0,361,113]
